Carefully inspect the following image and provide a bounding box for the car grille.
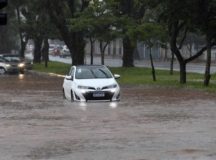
[11,64,17,67]
[83,91,114,101]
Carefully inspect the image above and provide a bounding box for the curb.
[26,70,65,78]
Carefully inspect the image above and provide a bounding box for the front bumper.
[6,66,19,74]
[74,89,120,102]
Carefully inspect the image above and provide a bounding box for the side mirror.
[114,74,120,79]
[65,75,73,81]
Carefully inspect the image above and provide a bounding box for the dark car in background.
[0,54,33,73]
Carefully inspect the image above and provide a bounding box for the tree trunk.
[101,51,105,65]
[90,38,94,65]
[179,61,187,84]
[46,2,85,66]
[100,41,108,65]
[122,37,134,67]
[113,40,116,57]
[170,52,174,75]
[16,7,28,58]
[20,40,28,58]
[100,42,104,65]
[72,32,85,65]
[149,48,156,81]
[169,21,210,84]
[33,37,43,63]
[204,35,212,86]
[164,46,168,61]
[42,38,49,68]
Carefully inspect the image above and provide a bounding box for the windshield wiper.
[98,69,110,78]
[90,69,97,78]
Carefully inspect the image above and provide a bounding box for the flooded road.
[0,74,216,160]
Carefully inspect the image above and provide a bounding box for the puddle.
[1,74,216,160]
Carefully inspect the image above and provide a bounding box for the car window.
[4,57,20,62]
[0,57,9,62]
[75,67,113,79]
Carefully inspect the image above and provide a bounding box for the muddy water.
[0,74,216,160]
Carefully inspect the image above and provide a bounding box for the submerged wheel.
[20,69,25,74]
[63,89,66,99]
[0,67,6,75]
[71,90,74,102]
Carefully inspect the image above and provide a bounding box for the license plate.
[93,92,105,97]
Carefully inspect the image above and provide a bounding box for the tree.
[18,0,59,63]
[129,22,166,81]
[160,0,215,84]
[1,0,21,55]
[68,0,119,65]
[0,1,19,53]
[194,0,216,86]
[110,0,147,67]
[10,0,30,58]
[44,0,89,65]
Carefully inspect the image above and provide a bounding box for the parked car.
[62,45,69,52]
[63,65,120,102]
[0,57,19,74]
[0,54,33,73]
[48,45,56,54]
[59,51,71,58]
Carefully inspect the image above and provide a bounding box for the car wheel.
[20,69,25,74]
[71,90,74,102]
[0,67,6,75]
[63,89,66,99]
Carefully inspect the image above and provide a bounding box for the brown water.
[0,74,216,160]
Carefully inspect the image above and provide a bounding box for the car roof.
[1,54,20,57]
[75,65,105,68]
[0,56,9,62]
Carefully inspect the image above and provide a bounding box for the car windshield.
[75,66,113,79]
[4,57,21,62]
[0,57,9,62]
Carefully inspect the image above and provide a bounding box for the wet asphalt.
[0,73,216,160]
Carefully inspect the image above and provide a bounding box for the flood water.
[0,74,216,160]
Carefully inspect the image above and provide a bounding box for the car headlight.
[106,84,117,89]
[78,85,90,89]
[18,63,25,68]
[6,64,11,67]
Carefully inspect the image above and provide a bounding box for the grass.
[33,61,71,75]
[33,61,216,92]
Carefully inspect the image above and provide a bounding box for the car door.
[64,67,75,99]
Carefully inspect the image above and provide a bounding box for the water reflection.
[77,101,119,110]
[18,74,25,80]
[109,102,118,109]
[79,102,87,111]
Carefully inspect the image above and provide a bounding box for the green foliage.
[127,22,166,46]
[68,0,120,42]
[0,1,20,52]
[21,0,59,39]
[33,61,71,75]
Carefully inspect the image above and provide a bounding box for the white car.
[63,65,120,102]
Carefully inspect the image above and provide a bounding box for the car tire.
[63,89,66,99]
[20,69,25,74]
[71,90,74,102]
[0,67,6,75]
